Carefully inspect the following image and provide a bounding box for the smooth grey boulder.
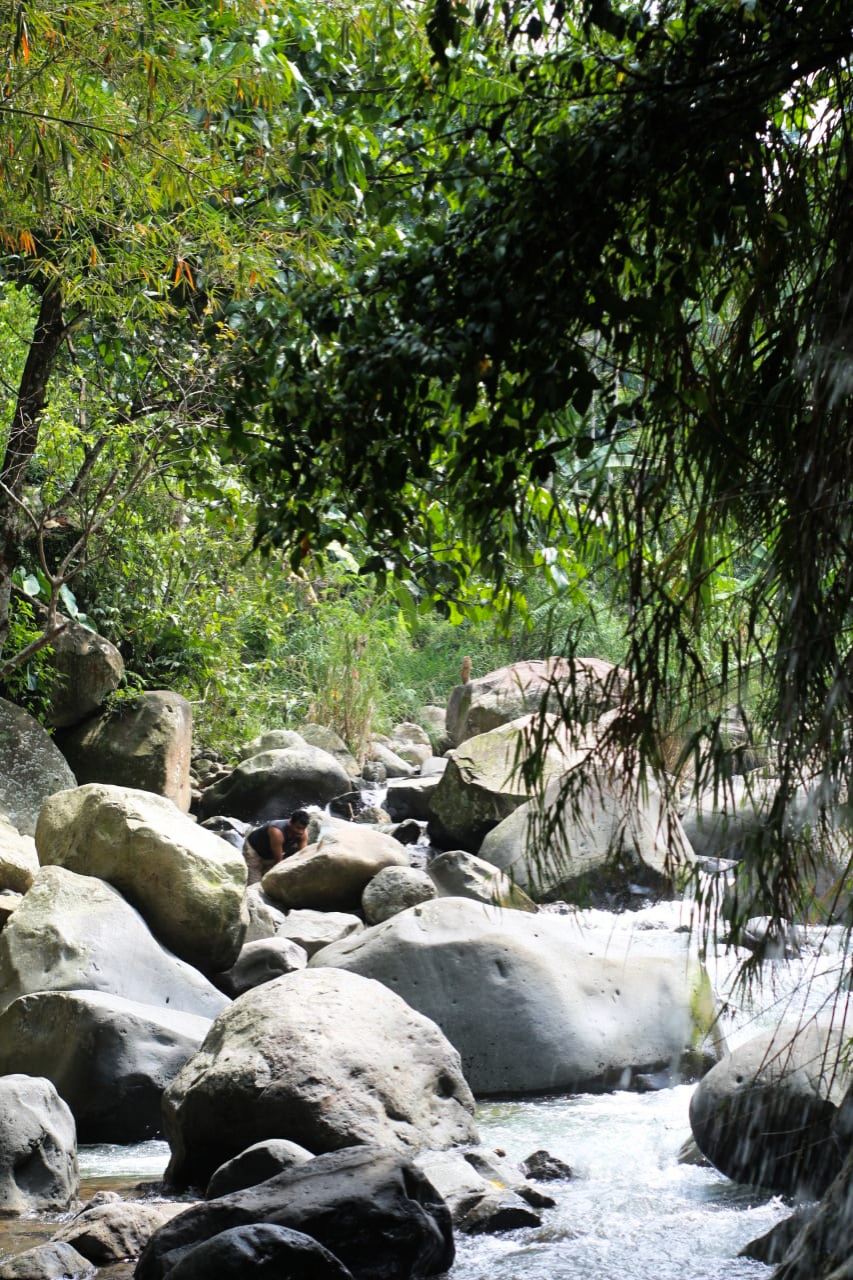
[56,690,193,811]
[274,908,363,957]
[199,746,351,823]
[0,1242,94,1279]
[428,849,538,912]
[0,989,211,1142]
[206,1139,313,1199]
[389,723,433,769]
[164,1225,355,1280]
[427,713,577,851]
[237,729,307,760]
[0,866,228,1019]
[0,696,76,836]
[478,762,694,906]
[162,967,477,1190]
[36,784,247,973]
[445,657,626,747]
[367,740,416,779]
[0,817,38,892]
[53,1200,190,1264]
[261,819,409,912]
[296,724,360,776]
[45,620,124,730]
[136,1147,453,1280]
[362,866,437,924]
[216,937,307,998]
[310,897,719,1095]
[689,1021,850,1196]
[385,775,442,822]
[0,1075,78,1214]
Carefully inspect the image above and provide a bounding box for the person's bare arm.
[267,824,285,863]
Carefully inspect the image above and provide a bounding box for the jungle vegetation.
[2,0,853,931]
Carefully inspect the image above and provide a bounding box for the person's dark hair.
[290,809,310,827]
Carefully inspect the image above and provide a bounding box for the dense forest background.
[2,0,852,914]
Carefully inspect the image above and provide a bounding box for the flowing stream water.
[32,899,846,1280]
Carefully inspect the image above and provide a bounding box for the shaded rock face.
[136,1147,454,1280]
[310,897,720,1096]
[478,763,694,907]
[0,989,211,1142]
[36,784,247,974]
[56,691,193,811]
[0,696,77,836]
[689,1022,850,1197]
[0,1075,78,1215]
[0,865,228,1019]
[427,713,577,852]
[768,1144,853,1280]
[45,620,124,730]
[198,746,351,823]
[445,658,626,747]
[162,967,477,1191]
[384,776,442,822]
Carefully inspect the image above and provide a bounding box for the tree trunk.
[0,283,65,660]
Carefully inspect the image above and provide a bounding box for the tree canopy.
[3,0,853,935]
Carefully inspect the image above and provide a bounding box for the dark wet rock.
[206,1140,313,1199]
[136,1146,454,1280]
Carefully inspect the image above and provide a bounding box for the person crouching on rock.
[244,810,310,884]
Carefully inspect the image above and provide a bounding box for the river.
[4,900,847,1279]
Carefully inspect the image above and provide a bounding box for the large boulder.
[0,817,38,892]
[0,696,77,836]
[56,691,193,811]
[45,621,124,730]
[198,747,350,823]
[445,658,626,747]
[0,1075,78,1214]
[137,1147,454,1280]
[689,1022,850,1197]
[162,967,477,1190]
[310,897,720,1095]
[0,990,211,1142]
[478,764,694,905]
[36,784,247,973]
[261,819,409,912]
[427,713,578,851]
[0,865,228,1019]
